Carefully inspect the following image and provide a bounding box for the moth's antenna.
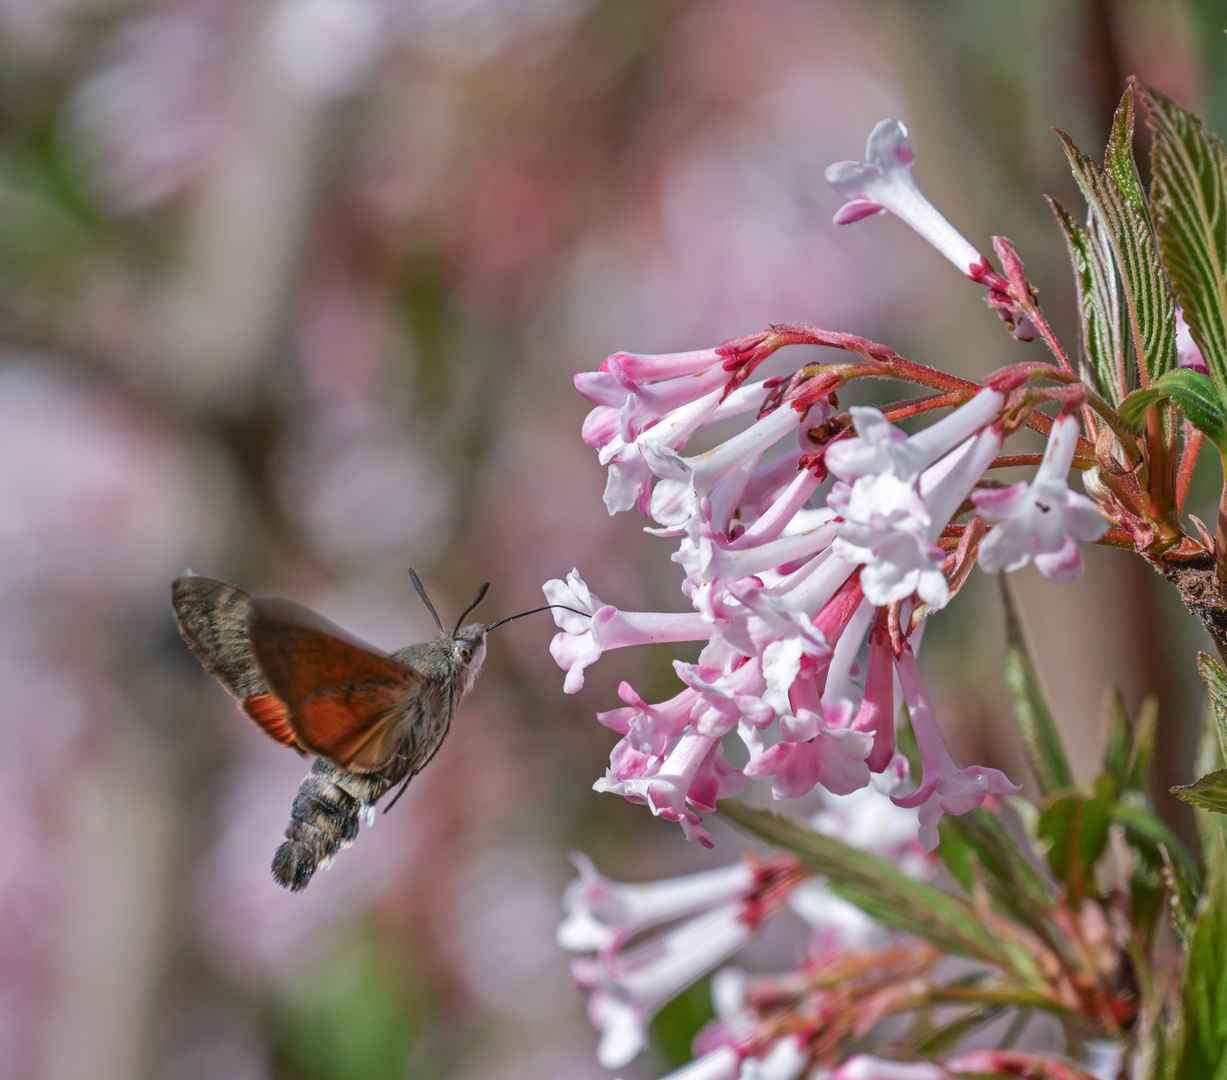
[453,582,490,635]
[486,604,589,631]
[408,568,444,634]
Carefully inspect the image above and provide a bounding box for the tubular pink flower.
[831,414,1003,608]
[743,723,872,798]
[973,414,1108,581]
[645,402,822,531]
[599,347,725,381]
[597,682,699,755]
[676,659,773,738]
[831,1057,954,1080]
[890,647,1020,849]
[1176,308,1209,374]
[579,362,730,449]
[557,853,756,956]
[652,1047,742,1080]
[826,119,984,277]
[545,570,711,693]
[570,903,759,1067]
[595,730,744,845]
[851,631,896,771]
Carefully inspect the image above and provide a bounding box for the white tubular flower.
[972,414,1108,582]
[557,853,756,955]
[827,390,1004,607]
[826,119,985,277]
[573,903,758,1068]
[831,1057,955,1080]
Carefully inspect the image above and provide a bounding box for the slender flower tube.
[891,646,1020,849]
[557,853,758,956]
[825,119,984,277]
[544,569,710,693]
[831,1057,955,1080]
[973,413,1108,581]
[560,854,805,1069]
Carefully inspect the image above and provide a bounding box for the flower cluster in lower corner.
[544,334,1107,851]
[558,788,927,1073]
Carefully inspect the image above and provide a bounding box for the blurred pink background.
[0,1,1218,1077]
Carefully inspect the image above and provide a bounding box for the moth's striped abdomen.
[272,759,389,891]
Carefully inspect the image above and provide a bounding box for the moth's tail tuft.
[272,758,388,892]
[272,840,317,891]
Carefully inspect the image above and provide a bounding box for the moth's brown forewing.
[247,597,423,769]
[172,573,489,890]
[172,576,303,749]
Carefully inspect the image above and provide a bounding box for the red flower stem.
[1177,421,1203,515]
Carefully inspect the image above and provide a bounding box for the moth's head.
[451,623,488,685]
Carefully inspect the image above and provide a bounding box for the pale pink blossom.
[561,856,803,1069]
[1176,307,1209,374]
[831,1056,954,1080]
[543,569,710,693]
[557,853,756,956]
[974,414,1108,581]
[891,647,1020,850]
[827,390,1004,607]
[826,119,984,277]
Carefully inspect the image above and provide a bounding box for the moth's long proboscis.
[486,604,589,631]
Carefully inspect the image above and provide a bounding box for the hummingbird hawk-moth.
[172,571,557,891]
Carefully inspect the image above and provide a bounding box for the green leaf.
[1057,126,1178,386]
[1130,696,1160,793]
[1171,836,1227,1080]
[1000,577,1074,795]
[1118,386,1168,431]
[1105,87,1151,218]
[1038,775,1116,901]
[910,1006,1004,1057]
[1137,82,1227,402]
[1199,652,1227,762]
[1163,845,1199,944]
[1050,196,1131,404]
[1102,690,1132,787]
[1118,368,1227,452]
[1114,794,1201,887]
[1174,768,1227,814]
[718,799,1008,965]
[941,809,1055,925]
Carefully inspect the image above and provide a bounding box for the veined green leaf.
[1057,127,1178,386]
[1105,87,1150,219]
[1171,836,1227,1079]
[1118,386,1168,431]
[718,799,1008,965]
[1137,83,1227,402]
[1000,578,1074,795]
[1199,652,1227,763]
[1173,768,1227,815]
[1118,368,1227,453]
[1050,196,1130,404]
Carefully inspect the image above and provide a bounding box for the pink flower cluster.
[546,331,1106,851]
[544,115,1113,853]
[559,788,926,1072]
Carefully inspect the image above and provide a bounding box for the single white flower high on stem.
[825,119,985,277]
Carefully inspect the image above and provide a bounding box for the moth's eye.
[457,643,473,663]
